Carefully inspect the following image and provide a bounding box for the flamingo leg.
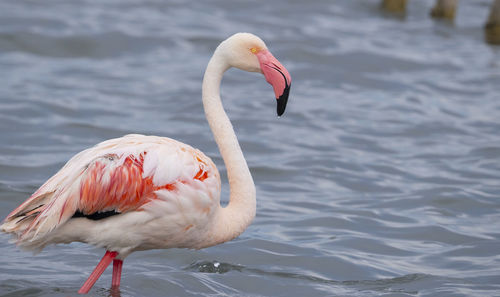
[111,259,123,288]
[78,251,118,294]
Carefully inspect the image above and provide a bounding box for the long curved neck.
[202,51,256,245]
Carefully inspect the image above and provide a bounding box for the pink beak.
[255,50,291,116]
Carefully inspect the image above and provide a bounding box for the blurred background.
[0,0,499,296]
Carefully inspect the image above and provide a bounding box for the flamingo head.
[218,33,292,116]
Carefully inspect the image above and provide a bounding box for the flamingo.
[1,33,291,294]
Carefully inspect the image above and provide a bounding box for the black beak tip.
[277,101,286,116]
[276,84,291,116]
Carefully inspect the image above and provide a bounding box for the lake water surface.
[1,0,500,296]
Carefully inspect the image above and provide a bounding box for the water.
[1,0,500,296]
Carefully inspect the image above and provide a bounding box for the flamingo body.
[3,134,221,254]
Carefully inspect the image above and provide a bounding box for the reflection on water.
[1,0,500,296]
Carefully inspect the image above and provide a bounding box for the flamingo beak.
[255,50,291,116]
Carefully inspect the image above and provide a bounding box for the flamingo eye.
[250,47,258,54]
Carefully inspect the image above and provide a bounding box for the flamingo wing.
[2,134,219,248]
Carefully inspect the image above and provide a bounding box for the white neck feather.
[202,49,256,245]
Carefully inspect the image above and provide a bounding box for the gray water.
[1,0,499,296]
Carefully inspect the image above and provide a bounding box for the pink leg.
[111,259,123,288]
[78,251,118,294]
